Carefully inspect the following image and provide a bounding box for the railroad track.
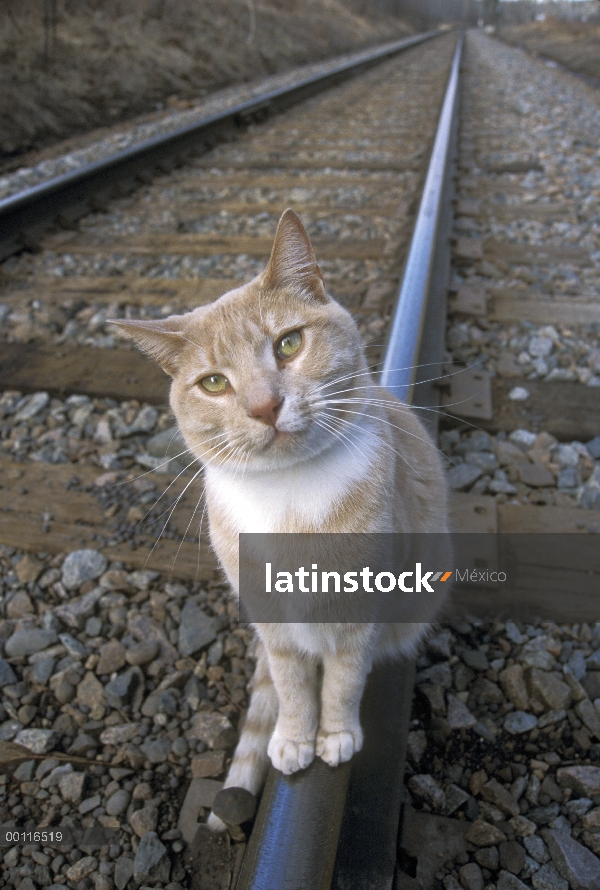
[1,27,600,890]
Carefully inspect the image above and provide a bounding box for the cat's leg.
[208,641,277,831]
[316,647,373,767]
[265,648,319,775]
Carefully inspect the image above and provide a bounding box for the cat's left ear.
[109,316,187,376]
[263,209,327,302]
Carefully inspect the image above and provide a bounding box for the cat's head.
[112,210,368,472]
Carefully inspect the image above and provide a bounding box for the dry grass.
[498,19,600,83]
[0,0,411,158]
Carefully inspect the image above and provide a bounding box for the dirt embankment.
[498,20,600,83]
[0,0,411,160]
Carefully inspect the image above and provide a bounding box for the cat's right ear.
[263,209,327,302]
[109,316,186,377]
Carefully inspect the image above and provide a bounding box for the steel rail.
[0,30,442,263]
[233,33,464,890]
[381,32,464,406]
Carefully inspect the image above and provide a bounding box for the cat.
[113,208,449,830]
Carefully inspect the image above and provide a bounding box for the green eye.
[277,330,302,359]
[200,374,229,393]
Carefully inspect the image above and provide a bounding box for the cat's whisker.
[118,429,229,487]
[171,477,208,574]
[142,466,206,572]
[316,413,389,487]
[129,456,201,535]
[320,406,432,480]
[309,360,483,401]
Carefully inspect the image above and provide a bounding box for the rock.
[6,590,35,618]
[146,425,185,458]
[497,872,530,890]
[447,464,483,491]
[524,835,550,864]
[465,820,507,846]
[566,798,594,819]
[105,666,143,709]
[58,632,86,659]
[531,862,568,890]
[446,695,477,730]
[140,737,171,764]
[106,789,131,816]
[14,392,49,421]
[66,856,98,882]
[0,657,17,687]
[191,750,226,779]
[130,804,159,837]
[587,650,600,670]
[96,639,127,675]
[500,840,526,875]
[177,601,218,657]
[62,550,108,589]
[510,815,538,837]
[458,862,484,890]
[99,724,140,746]
[587,436,600,459]
[186,712,236,749]
[407,729,427,765]
[576,699,600,740]
[15,728,58,754]
[128,613,178,664]
[114,856,134,890]
[445,784,470,816]
[55,587,103,629]
[481,779,520,817]
[417,662,453,688]
[528,670,572,711]
[58,771,86,802]
[5,627,57,657]
[475,846,499,870]
[77,671,106,713]
[542,828,600,890]
[557,766,600,798]
[499,664,529,709]
[15,554,43,584]
[408,774,446,810]
[518,463,555,487]
[68,732,98,756]
[504,711,537,734]
[125,640,160,666]
[133,831,170,883]
[528,804,561,826]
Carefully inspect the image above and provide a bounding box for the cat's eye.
[200,374,229,393]
[276,329,302,360]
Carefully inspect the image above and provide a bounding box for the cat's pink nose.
[249,397,283,428]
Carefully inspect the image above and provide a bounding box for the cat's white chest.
[205,432,375,533]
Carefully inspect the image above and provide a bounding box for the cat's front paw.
[316,726,363,767]
[267,733,315,775]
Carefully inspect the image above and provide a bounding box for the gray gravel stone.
[133,830,170,883]
[177,600,218,657]
[114,856,134,890]
[525,835,550,864]
[542,828,600,890]
[531,863,568,890]
[14,392,49,421]
[61,549,108,590]
[106,788,131,816]
[504,711,538,734]
[55,587,103,628]
[105,666,143,709]
[5,627,57,657]
[0,657,17,686]
[58,771,86,802]
[15,728,59,753]
[497,870,529,890]
[140,737,172,764]
[125,640,160,665]
[447,463,483,491]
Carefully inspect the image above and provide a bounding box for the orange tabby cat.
[114,209,448,830]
